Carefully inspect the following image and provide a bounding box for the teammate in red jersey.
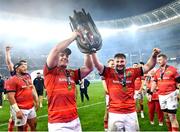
[5,46,31,131]
[133,62,145,118]
[91,48,160,131]
[5,60,38,131]
[44,31,93,132]
[102,58,114,131]
[146,68,164,126]
[148,53,180,132]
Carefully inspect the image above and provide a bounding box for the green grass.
[0,81,180,131]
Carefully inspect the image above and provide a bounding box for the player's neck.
[116,67,125,74]
[160,64,167,69]
[16,72,26,76]
[59,65,67,69]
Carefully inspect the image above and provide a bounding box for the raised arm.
[143,48,161,74]
[80,54,93,79]
[5,46,14,72]
[91,53,104,74]
[47,31,80,68]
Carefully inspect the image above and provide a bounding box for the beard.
[116,65,125,70]
[159,63,166,67]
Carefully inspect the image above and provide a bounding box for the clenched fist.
[6,46,12,51]
[152,48,161,57]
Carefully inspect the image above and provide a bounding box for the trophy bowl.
[69,9,102,54]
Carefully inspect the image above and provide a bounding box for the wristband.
[175,76,180,83]
[11,103,20,112]
[147,89,153,95]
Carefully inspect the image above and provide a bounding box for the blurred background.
[0,0,180,80]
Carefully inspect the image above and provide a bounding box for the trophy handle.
[69,23,74,31]
[87,13,101,37]
[82,8,86,15]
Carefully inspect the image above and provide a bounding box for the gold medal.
[123,86,127,92]
[68,85,72,90]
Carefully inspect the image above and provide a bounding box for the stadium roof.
[97,0,180,29]
[0,0,175,21]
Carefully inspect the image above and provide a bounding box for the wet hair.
[157,54,167,59]
[114,53,126,59]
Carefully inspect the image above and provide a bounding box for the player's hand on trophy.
[152,48,161,57]
[71,31,83,41]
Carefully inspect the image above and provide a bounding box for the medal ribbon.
[160,65,168,80]
[115,68,127,91]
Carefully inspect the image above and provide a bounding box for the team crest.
[70,71,74,77]
[165,71,172,75]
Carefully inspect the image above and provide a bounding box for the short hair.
[157,54,167,59]
[114,53,126,59]
[61,48,71,56]
[107,58,114,64]
[19,60,27,63]
[139,61,144,65]
[133,62,138,65]
[13,60,27,71]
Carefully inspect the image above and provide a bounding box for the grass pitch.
[0,81,179,131]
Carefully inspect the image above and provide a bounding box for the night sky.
[0,0,175,21]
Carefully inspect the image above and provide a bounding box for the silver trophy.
[69,9,102,54]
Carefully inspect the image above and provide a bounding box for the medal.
[68,84,72,91]
[65,70,72,91]
[115,67,127,92]
[123,86,127,92]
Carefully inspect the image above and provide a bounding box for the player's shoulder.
[24,73,31,78]
[8,75,18,82]
[168,65,177,70]
[106,67,114,72]
[126,67,138,72]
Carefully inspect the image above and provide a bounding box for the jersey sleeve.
[43,63,56,76]
[73,69,81,84]
[5,78,17,93]
[153,70,158,82]
[10,71,16,76]
[134,67,143,78]
[99,66,109,78]
[174,68,180,83]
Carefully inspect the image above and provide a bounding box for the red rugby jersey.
[135,76,145,91]
[43,65,80,123]
[154,65,179,95]
[101,66,143,114]
[5,74,34,109]
[146,76,159,100]
[134,77,142,91]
